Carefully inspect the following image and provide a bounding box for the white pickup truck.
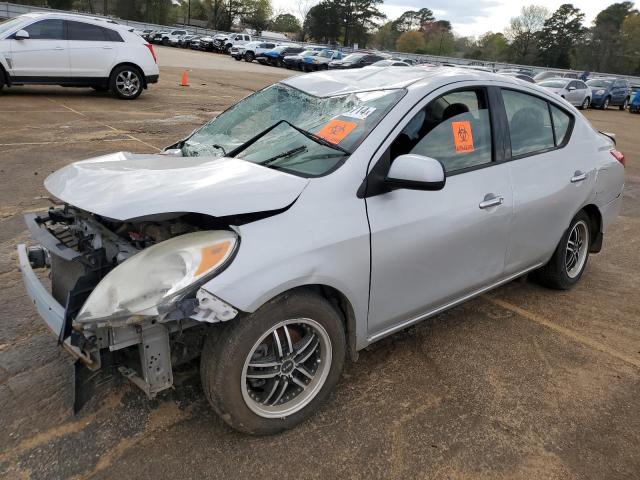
[214,33,252,53]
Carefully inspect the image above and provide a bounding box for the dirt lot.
[1,46,639,480]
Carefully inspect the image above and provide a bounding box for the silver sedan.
[538,78,593,109]
[18,67,625,434]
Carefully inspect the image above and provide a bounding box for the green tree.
[242,0,272,35]
[270,13,301,32]
[622,12,640,74]
[423,20,454,55]
[538,4,585,68]
[305,1,341,44]
[588,2,638,72]
[334,0,385,47]
[372,21,398,50]
[395,30,425,52]
[504,5,549,64]
[393,8,434,32]
[477,32,509,61]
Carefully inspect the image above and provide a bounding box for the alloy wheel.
[565,220,588,278]
[115,70,141,98]
[603,97,610,109]
[241,318,332,418]
[582,97,590,109]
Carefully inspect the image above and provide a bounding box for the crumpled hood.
[44,152,309,221]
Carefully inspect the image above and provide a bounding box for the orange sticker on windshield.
[317,119,358,144]
[451,120,475,153]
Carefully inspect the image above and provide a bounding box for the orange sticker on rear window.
[451,120,475,153]
[317,119,358,144]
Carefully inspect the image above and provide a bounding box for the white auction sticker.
[342,106,377,120]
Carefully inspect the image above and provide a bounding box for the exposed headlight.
[596,89,605,95]
[75,231,238,324]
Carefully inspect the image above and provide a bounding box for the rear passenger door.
[500,88,594,273]
[66,20,119,79]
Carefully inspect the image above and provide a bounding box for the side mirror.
[568,86,576,91]
[14,30,29,40]
[385,154,445,191]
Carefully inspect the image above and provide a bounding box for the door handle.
[102,45,114,49]
[571,171,587,183]
[54,46,64,50]
[479,194,504,210]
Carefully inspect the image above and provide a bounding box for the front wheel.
[109,65,143,100]
[620,97,629,110]
[200,291,346,435]
[531,211,591,290]
[579,96,590,110]
[603,96,611,109]
[245,51,254,62]
[0,68,5,92]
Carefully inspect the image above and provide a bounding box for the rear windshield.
[587,79,612,88]
[539,80,567,88]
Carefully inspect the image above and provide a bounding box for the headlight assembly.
[75,230,238,324]
[596,89,605,95]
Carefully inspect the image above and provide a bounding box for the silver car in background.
[18,67,625,435]
[538,78,592,109]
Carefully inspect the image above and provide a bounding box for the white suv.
[230,40,277,62]
[0,13,160,99]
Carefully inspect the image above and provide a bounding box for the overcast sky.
[273,0,634,37]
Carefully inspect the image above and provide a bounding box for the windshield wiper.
[260,145,307,166]
[210,144,227,155]
[227,119,352,158]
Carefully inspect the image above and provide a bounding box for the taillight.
[144,43,157,63]
[610,149,625,167]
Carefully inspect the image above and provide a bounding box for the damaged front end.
[18,205,241,407]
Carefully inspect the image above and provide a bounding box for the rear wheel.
[532,211,591,290]
[200,291,346,435]
[579,96,590,110]
[109,65,143,100]
[620,97,629,110]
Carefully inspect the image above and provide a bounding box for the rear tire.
[109,65,143,100]
[620,97,629,110]
[200,290,346,435]
[579,96,590,110]
[532,211,591,290]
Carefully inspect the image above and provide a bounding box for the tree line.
[9,1,640,75]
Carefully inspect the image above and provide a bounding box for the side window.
[23,19,65,40]
[390,89,493,173]
[550,105,571,145]
[502,90,554,157]
[67,21,113,41]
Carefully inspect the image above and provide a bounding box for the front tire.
[200,291,346,435]
[603,96,611,109]
[532,211,591,290]
[245,51,254,62]
[109,65,143,100]
[0,68,5,92]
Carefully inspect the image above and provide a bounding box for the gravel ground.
[0,46,639,480]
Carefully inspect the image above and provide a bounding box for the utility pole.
[188,0,191,27]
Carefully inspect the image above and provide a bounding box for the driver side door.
[9,19,69,79]
[365,86,514,338]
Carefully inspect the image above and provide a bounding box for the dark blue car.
[586,77,631,110]
[256,46,304,68]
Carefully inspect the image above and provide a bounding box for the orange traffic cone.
[180,70,189,87]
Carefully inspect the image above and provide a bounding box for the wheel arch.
[0,61,9,86]
[244,284,360,362]
[582,203,603,253]
[109,62,147,88]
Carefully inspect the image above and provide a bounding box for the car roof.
[282,66,518,97]
[18,11,121,28]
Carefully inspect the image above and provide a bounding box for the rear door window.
[502,90,555,157]
[67,21,120,41]
[23,19,65,40]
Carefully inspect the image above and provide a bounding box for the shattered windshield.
[182,84,404,177]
